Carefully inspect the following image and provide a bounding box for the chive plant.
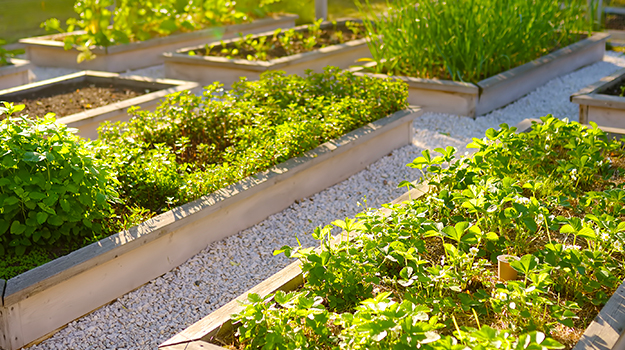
[358,0,590,83]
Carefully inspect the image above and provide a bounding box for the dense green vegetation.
[358,0,591,83]
[0,103,117,257]
[0,68,407,278]
[233,117,625,349]
[42,0,280,61]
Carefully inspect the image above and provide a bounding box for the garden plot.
[164,19,371,86]
[0,71,198,139]
[571,67,625,128]
[0,58,33,90]
[0,69,417,350]
[352,0,605,118]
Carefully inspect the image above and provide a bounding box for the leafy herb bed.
[2,81,154,118]
[0,67,407,279]
[196,20,365,61]
[230,117,625,350]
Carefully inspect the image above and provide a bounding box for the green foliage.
[0,102,117,256]
[233,117,625,349]
[42,0,280,62]
[198,20,364,61]
[0,38,24,66]
[357,0,591,83]
[96,66,407,215]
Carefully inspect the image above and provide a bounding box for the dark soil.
[605,13,625,30]
[201,25,365,61]
[601,82,625,97]
[1,81,156,119]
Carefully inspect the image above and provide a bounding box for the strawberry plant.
[233,117,625,349]
[357,0,590,83]
[0,103,118,257]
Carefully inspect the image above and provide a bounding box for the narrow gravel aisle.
[26,52,625,350]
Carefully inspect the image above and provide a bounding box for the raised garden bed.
[160,117,625,350]
[0,69,420,350]
[0,58,33,90]
[163,19,371,86]
[351,32,608,118]
[0,70,198,139]
[570,67,625,129]
[604,7,625,47]
[18,14,297,72]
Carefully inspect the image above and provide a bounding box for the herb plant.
[233,117,625,349]
[0,102,117,257]
[42,0,280,62]
[196,20,364,61]
[0,67,406,279]
[357,0,590,83]
[96,67,406,215]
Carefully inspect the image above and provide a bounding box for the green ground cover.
[0,68,407,279]
[231,117,625,350]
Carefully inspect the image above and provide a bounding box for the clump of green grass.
[358,0,591,83]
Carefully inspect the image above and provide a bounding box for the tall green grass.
[358,0,591,83]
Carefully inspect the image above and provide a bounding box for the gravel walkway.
[25,52,625,350]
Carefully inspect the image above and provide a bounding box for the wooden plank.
[160,183,431,349]
[573,279,625,350]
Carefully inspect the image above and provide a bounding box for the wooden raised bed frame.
[18,14,297,73]
[0,107,422,350]
[0,70,199,140]
[0,58,33,90]
[160,120,625,350]
[570,67,625,129]
[351,32,609,118]
[163,19,371,86]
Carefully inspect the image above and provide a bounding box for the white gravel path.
[24,52,625,350]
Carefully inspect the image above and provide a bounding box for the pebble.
[25,52,625,350]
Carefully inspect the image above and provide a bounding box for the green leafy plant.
[96,67,407,215]
[201,20,364,61]
[357,0,590,83]
[0,102,118,256]
[42,0,281,62]
[232,116,625,349]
